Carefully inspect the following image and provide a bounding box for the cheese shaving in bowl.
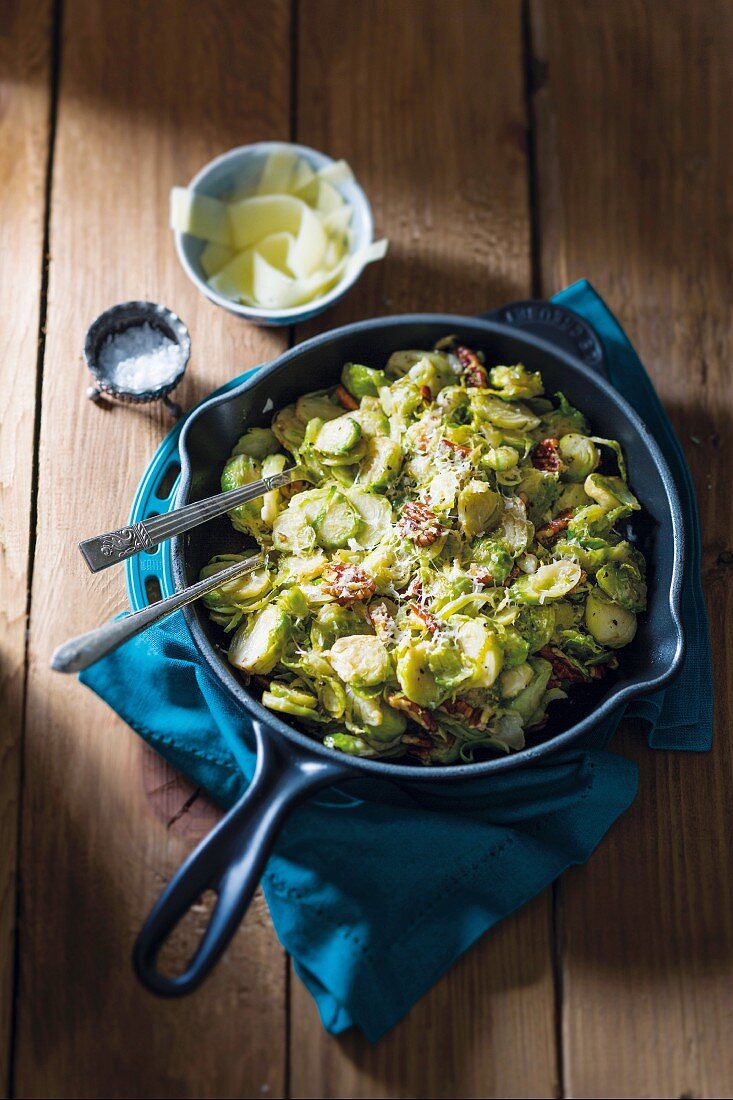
[171,150,387,313]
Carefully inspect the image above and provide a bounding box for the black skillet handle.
[133,720,355,997]
[481,299,608,379]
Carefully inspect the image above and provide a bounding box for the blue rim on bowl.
[173,141,375,327]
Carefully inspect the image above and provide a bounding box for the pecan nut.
[334,384,359,411]
[538,645,589,685]
[531,437,563,472]
[322,562,375,605]
[535,508,573,543]
[455,344,489,388]
[386,691,438,732]
[398,500,444,546]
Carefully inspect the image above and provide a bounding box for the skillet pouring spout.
[133,720,355,996]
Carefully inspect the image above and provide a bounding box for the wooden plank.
[531,2,733,1096]
[290,4,558,1097]
[0,0,53,1094]
[16,3,292,1097]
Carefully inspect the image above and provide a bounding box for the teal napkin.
[80,282,712,1040]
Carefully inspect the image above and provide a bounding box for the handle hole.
[144,576,163,605]
[155,888,219,979]
[155,461,181,500]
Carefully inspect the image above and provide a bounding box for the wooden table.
[2,1,731,1096]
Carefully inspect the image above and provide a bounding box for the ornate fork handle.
[79,468,298,573]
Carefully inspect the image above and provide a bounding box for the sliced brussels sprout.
[272,404,306,452]
[313,414,362,456]
[261,691,321,721]
[328,635,391,686]
[552,538,608,573]
[496,625,531,667]
[345,489,393,550]
[455,619,503,689]
[514,605,555,652]
[221,453,267,538]
[497,495,532,555]
[585,587,637,648]
[295,389,343,424]
[378,379,423,423]
[556,482,591,512]
[396,641,444,706]
[457,480,503,539]
[351,394,389,438]
[386,348,452,379]
[317,678,347,718]
[596,560,647,612]
[228,604,290,674]
[483,445,519,471]
[558,434,600,482]
[407,355,453,396]
[556,628,607,663]
[489,364,544,400]
[200,555,273,607]
[260,452,288,526]
[232,427,281,460]
[507,658,552,722]
[584,473,640,512]
[310,603,372,650]
[323,732,379,757]
[271,507,317,553]
[426,470,460,512]
[499,661,534,698]
[358,436,403,490]
[510,560,582,604]
[471,393,540,431]
[312,490,362,549]
[436,386,470,423]
[540,392,589,438]
[341,361,387,398]
[516,468,559,523]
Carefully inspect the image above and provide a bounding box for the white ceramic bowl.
[173,141,375,327]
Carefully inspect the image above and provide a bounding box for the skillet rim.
[174,312,686,780]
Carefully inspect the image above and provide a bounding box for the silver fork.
[51,553,263,673]
[78,467,300,573]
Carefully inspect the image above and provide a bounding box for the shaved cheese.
[172,150,387,311]
[228,194,305,250]
[170,187,230,246]
[200,240,235,277]
[256,149,298,195]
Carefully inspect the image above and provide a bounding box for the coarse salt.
[98,322,181,393]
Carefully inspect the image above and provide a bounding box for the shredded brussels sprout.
[202,340,647,765]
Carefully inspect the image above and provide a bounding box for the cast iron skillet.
[133,305,685,995]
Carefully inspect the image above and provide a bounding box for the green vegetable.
[313,415,362,456]
[585,588,637,648]
[329,635,391,686]
[228,604,290,674]
[341,362,387,398]
[358,436,403,490]
[203,343,646,765]
[510,561,582,604]
[596,560,647,612]
[558,434,599,482]
[311,491,361,549]
[489,364,544,400]
[457,480,502,539]
[232,427,281,459]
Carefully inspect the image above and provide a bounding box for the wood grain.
[0,0,52,1094]
[290,4,557,1097]
[531,2,733,1096]
[15,2,292,1097]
